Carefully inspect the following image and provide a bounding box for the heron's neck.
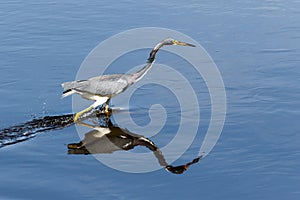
[131,42,164,83]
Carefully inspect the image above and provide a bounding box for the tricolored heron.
[61,38,195,122]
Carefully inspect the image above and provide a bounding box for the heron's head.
[149,38,196,61]
[161,38,196,47]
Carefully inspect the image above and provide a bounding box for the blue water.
[1,0,300,199]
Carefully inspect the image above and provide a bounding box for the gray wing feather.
[62,74,134,97]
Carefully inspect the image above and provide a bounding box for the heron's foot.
[95,105,111,113]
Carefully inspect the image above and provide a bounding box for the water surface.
[0,0,300,199]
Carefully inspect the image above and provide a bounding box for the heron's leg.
[74,106,93,122]
[104,98,111,113]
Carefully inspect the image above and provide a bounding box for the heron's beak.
[173,40,196,47]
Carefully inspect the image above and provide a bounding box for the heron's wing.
[61,79,88,91]
[62,74,133,97]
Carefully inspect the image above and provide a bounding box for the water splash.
[0,114,73,148]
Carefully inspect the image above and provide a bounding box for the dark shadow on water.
[0,114,74,147]
[0,108,122,148]
[0,109,202,174]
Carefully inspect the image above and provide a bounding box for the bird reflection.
[0,109,202,174]
[68,113,202,174]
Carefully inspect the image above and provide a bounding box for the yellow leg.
[105,104,109,113]
[74,106,93,122]
[104,98,111,115]
[104,104,111,118]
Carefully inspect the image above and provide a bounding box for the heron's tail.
[61,81,76,98]
[61,80,89,98]
[61,81,74,90]
[62,89,75,98]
